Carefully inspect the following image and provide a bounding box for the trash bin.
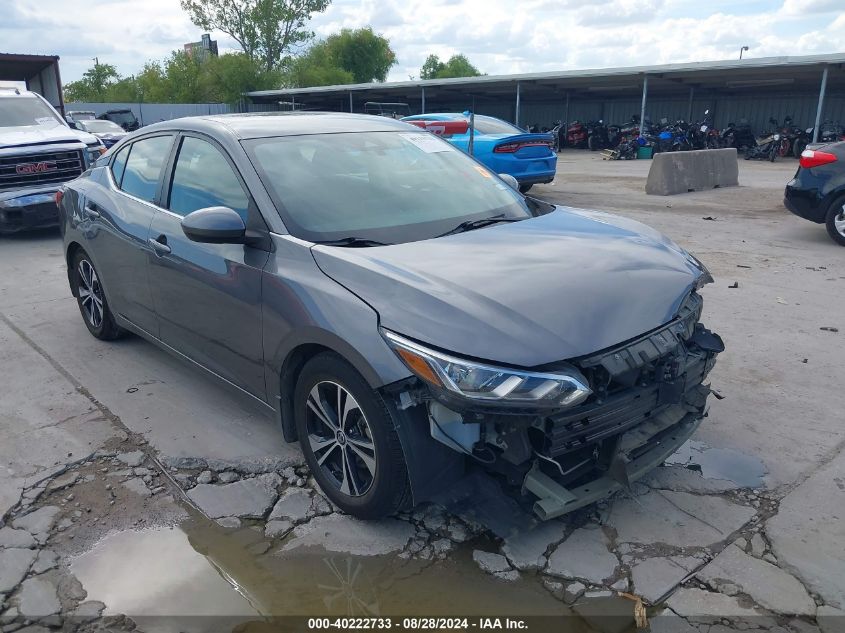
[637,146,654,159]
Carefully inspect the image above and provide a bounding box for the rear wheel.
[824,196,845,246]
[793,139,807,158]
[294,353,411,518]
[72,250,125,340]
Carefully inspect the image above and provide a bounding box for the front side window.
[245,131,537,244]
[168,137,250,220]
[119,136,173,203]
[111,144,130,186]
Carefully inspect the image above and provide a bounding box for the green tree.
[420,53,482,80]
[160,50,206,102]
[286,52,354,87]
[180,0,331,71]
[63,62,120,101]
[420,54,444,80]
[321,28,395,83]
[203,52,284,104]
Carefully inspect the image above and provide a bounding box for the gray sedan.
[58,113,723,520]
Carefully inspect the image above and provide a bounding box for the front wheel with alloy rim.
[72,250,125,340]
[294,353,410,518]
[825,196,845,246]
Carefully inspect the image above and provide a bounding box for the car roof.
[139,112,415,139]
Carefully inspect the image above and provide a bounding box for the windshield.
[80,120,124,133]
[106,111,136,125]
[0,96,63,128]
[245,131,538,244]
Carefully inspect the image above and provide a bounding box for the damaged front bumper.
[523,403,704,520]
[397,291,724,521]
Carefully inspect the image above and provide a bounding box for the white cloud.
[2,0,842,85]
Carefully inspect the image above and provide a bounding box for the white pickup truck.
[0,88,105,233]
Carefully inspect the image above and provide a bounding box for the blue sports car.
[402,113,556,192]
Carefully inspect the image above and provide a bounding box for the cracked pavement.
[1,155,844,631]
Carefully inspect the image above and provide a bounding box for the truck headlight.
[382,329,591,408]
[86,143,106,164]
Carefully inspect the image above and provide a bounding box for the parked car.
[97,108,140,131]
[66,110,96,124]
[59,113,722,520]
[73,119,129,148]
[402,113,556,193]
[0,88,105,233]
[784,142,845,246]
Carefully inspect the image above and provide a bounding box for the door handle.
[84,203,101,219]
[148,235,171,256]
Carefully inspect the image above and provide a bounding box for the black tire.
[71,250,125,340]
[824,195,845,246]
[518,184,533,193]
[587,135,597,151]
[294,352,411,519]
[793,139,807,158]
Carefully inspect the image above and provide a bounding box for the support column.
[349,92,353,113]
[812,66,829,144]
[639,75,649,136]
[687,86,695,122]
[515,81,521,128]
[421,87,426,114]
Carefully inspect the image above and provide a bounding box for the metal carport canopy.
[0,52,65,115]
[246,53,845,135]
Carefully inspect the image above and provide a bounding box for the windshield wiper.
[436,214,520,238]
[314,237,392,248]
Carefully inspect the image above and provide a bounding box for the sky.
[1,0,843,87]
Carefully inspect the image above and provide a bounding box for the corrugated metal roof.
[247,52,845,97]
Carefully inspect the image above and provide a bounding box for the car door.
[84,134,175,337]
[147,133,270,400]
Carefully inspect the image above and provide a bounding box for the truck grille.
[0,149,85,192]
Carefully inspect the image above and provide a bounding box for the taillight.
[800,149,837,169]
[55,190,64,207]
[494,141,553,153]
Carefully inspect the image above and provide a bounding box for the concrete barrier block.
[645,148,738,196]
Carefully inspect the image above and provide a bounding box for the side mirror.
[181,206,247,244]
[498,173,520,192]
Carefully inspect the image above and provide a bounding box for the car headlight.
[382,329,592,408]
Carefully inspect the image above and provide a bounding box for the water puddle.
[665,440,766,488]
[72,516,636,633]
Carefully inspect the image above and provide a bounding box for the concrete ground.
[0,151,843,631]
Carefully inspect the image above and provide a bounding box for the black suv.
[97,108,140,131]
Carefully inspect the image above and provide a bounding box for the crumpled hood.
[312,207,705,367]
[0,124,98,150]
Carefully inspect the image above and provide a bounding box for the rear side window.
[119,136,172,203]
[110,145,130,186]
[168,136,250,220]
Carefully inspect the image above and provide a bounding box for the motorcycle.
[565,120,588,148]
[745,126,783,162]
[587,120,611,151]
[690,109,718,149]
[791,127,812,157]
[722,119,756,150]
[548,120,563,152]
